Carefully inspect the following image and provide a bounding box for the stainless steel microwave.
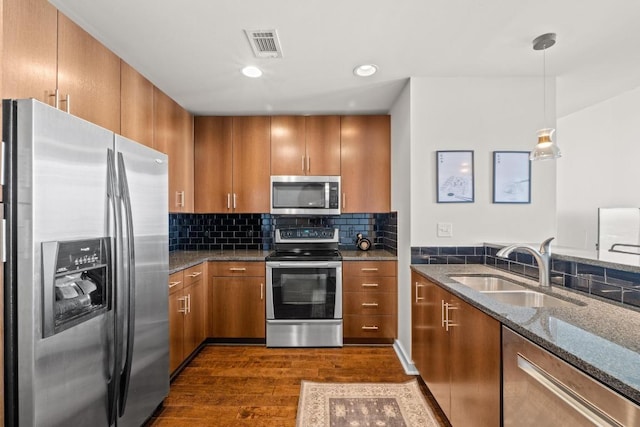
[270,175,340,215]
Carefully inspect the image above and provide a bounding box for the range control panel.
[275,227,339,243]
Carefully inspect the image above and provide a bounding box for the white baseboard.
[393,340,419,375]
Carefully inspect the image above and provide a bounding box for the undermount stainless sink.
[450,275,576,308]
[481,290,575,308]
[449,275,527,292]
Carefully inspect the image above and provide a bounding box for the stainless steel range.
[265,227,342,347]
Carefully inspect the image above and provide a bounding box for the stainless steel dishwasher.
[503,326,640,426]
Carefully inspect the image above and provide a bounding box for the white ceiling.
[50,0,640,118]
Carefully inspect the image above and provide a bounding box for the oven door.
[266,261,342,320]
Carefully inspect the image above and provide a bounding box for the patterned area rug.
[295,379,440,427]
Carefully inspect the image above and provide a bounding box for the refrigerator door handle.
[106,149,121,426]
[117,152,136,417]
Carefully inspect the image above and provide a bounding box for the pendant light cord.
[543,45,547,126]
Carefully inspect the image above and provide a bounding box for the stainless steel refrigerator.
[3,99,170,426]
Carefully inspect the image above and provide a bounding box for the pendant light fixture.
[530,32,561,161]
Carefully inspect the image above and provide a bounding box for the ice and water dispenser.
[41,238,111,337]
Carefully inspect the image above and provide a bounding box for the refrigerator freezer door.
[14,99,114,426]
[114,135,169,426]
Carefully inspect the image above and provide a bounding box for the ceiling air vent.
[244,29,283,58]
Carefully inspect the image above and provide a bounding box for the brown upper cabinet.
[154,87,194,213]
[194,116,270,213]
[3,0,121,133]
[271,115,341,176]
[340,115,391,213]
[2,0,58,103]
[57,14,121,133]
[120,61,154,148]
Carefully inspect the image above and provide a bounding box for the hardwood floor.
[146,345,449,427]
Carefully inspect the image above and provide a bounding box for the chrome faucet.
[496,237,554,287]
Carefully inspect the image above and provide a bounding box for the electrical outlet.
[437,223,453,237]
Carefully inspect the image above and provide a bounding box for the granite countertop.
[339,249,397,261]
[169,249,396,273]
[169,250,271,273]
[411,264,640,405]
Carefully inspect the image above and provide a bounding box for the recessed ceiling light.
[241,66,263,78]
[353,64,378,77]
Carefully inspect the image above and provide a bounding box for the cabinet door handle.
[169,280,182,289]
[307,156,310,173]
[415,282,425,302]
[178,296,187,313]
[342,193,346,210]
[60,93,70,113]
[260,283,264,300]
[176,191,185,208]
[361,268,379,272]
[229,267,247,272]
[233,193,237,209]
[302,156,305,172]
[227,193,231,209]
[361,326,379,330]
[187,272,202,278]
[444,303,458,332]
[49,90,59,109]
[361,283,379,288]
[441,300,446,328]
[361,302,379,308]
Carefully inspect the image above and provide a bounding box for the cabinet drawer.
[343,276,396,293]
[343,292,396,315]
[183,264,204,286]
[343,261,396,277]
[209,261,265,277]
[169,271,184,294]
[344,315,396,339]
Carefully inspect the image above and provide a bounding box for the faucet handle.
[539,237,555,255]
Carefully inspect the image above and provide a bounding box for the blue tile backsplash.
[169,212,397,255]
[411,244,640,309]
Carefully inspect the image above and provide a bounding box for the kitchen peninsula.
[411,262,640,426]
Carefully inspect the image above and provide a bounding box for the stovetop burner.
[267,227,342,261]
[266,249,342,262]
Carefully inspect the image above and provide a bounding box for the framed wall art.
[436,150,474,203]
[493,151,531,204]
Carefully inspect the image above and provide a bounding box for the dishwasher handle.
[517,354,622,427]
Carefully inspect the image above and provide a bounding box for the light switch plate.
[437,222,453,237]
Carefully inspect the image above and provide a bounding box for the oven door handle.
[267,261,342,268]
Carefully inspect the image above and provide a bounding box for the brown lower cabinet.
[209,261,266,339]
[411,270,501,426]
[168,263,205,374]
[343,261,397,343]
